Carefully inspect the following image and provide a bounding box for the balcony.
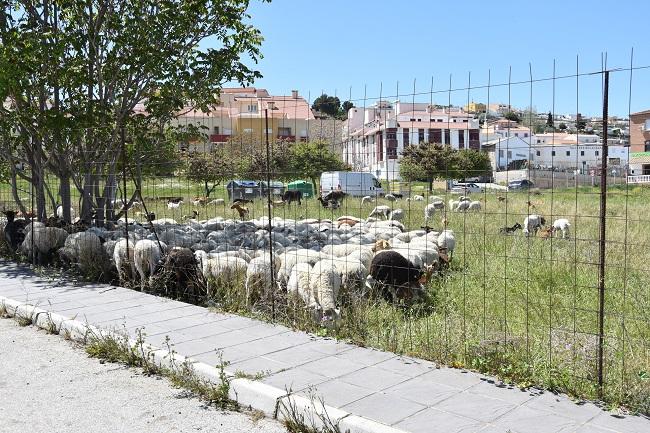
[277,134,296,142]
[210,134,231,143]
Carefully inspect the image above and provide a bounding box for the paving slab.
[1,260,649,433]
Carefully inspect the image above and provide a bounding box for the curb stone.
[0,295,409,433]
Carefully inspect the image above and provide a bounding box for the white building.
[486,133,629,172]
[342,101,481,182]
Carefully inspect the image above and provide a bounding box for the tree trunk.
[428,178,433,192]
[59,175,72,223]
[311,177,318,197]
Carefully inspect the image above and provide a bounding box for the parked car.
[507,179,534,191]
[450,182,483,194]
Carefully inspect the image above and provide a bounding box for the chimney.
[291,90,298,99]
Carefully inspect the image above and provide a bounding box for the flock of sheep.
[1,189,574,326]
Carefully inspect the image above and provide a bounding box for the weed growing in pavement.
[279,388,345,433]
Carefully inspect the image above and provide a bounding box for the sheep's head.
[513,222,522,230]
[321,308,341,329]
[371,239,390,253]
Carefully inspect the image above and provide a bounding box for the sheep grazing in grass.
[60,231,107,275]
[2,210,28,252]
[468,200,482,212]
[245,255,280,307]
[437,229,456,259]
[361,195,373,205]
[167,200,183,209]
[20,226,68,264]
[499,222,522,234]
[317,196,340,209]
[412,195,425,201]
[208,198,225,206]
[231,203,250,221]
[424,203,436,223]
[368,205,392,220]
[455,200,471,212]
[191,197,208,206]
[552,218,571,239]
[367,250,428,303]
[309,261,342,326]
[389,209,405,221]
[384,193,396,202]
[429,195,443,202]
[430,200,445,210]
[287,261,313,304]
[161,247,201,299]
[330,257,368,291]
[113,238,136,282]
[134,239,165,285]
[195,250,247,293]
[448,199,459,212]
[523,214,546,237]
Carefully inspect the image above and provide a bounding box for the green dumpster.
[287,180,314,198]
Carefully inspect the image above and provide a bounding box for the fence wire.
[1,59,649,415]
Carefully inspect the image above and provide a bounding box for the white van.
[320,171,384,197]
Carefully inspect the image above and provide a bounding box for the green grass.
[2,175,650,414]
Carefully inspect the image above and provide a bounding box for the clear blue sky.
[237,0,650,117]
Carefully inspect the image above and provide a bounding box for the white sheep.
[59,231,106,273]
[468,201,482,211]
[430,200,445,210]
[245,255,280,305]
[389,209,405,221]
[424,203,436,222]
[134,239,164,284]
[55,205,76,220]
[167,201,183,209]
[384,193,397,201]
[113,238,136,282]
[330,257,368,291]
[455,200,471,212]
[309,261,342,324]
[523,214,546,237]
[368,205,392,220]
[208,198,225,206]
[412,195,425,201]
[196,250,248,291]
[20,226,68,261]
[287,261,313,304]
[429,195,443,202]
[361,195,374,205]
[448,199,459,212]
[552,218,571,239]
[437,229,456,258]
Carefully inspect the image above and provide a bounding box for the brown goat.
[497,196,506,202]
[230,203,249,221]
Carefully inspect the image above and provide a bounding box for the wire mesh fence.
[1,57,649,414]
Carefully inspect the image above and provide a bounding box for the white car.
[450,183,483,194]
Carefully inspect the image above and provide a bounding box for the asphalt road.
[0,318,286,433]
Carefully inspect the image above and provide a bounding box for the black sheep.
[368,250,426,303]
[2,210,28,252]
[159,247,201,301]
[281,190,302,205]
[322,190,346,203]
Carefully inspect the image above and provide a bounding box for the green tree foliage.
[0,0,266,224]
[546,111,554,128]
[185,149,235,197]
[340,100,355,119]
[559,123,567,131]
[311,94,341,117]
[504,111,521,122]
[576,118,587,131]
[289,141,347,192]
[399,143,457,191]
[400,143,491,191]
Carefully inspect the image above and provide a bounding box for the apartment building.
[170,88,315,151]
[341,101,480,181]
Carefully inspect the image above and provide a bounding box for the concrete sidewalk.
[0,260,647,433]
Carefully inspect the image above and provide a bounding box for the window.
[418,129,425,143]
[458,130,465,148]
[429,129,441,143]
[278,127,291,136]
[444,129,450,144]
[247,104,258,113]
[524,133,528,137]
[463,119,468,123]
[514,133,519,137]
[645,142,650,152]
[410,118,416,122]
[566,151,571,156]
[499,150,504,157]
[507,150,512,159]
[595,150,599,156]
[552,151,556,156]
[437,119,443,122]
[386,128,397,140]
[403,128,409,146]
[243,128,253,133]
[645,119,650,131]
[213,126,220,134]
[452,119,457,123]
[536,150,541,156]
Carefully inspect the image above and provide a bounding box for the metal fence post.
[597,70,609,397]
[265,108,276,321]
